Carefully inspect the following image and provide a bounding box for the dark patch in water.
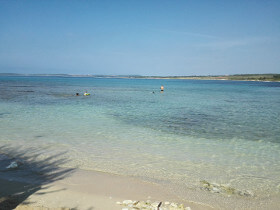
[34,135,43,138]
[0,112,10,117]
[18,90,35,93]
[9,86,35,88]
[224,99,235,103]
[49,93,74,98]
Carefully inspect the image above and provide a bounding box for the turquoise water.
[1,76,280,201]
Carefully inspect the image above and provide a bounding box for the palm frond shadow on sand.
[0,145,76,210]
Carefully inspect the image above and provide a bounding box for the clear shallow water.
[0,76,280,202]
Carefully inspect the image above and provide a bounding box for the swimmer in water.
[160,85,164,91]
[84,91,90,96]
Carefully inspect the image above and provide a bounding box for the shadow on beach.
[0,145,76,210]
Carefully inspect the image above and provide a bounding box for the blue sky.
[0,0,279,76]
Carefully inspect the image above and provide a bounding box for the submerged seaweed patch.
[18,90,35,93]
[0,112,10,117]
[34,135,44,138]
[200,180,254,197]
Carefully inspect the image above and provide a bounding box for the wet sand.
[0,146,279,209]
[0,146,210,209]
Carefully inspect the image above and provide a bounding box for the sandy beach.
[0,168,210,210]
[0,145,211,210]
[0,138,280,210]
[1,150,279,210]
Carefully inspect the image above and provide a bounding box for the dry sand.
[0,146,212,210]
[0,169,211,210]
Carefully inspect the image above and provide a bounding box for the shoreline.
[0,168,211,210]
[0,147,210,209]
[1,165,279,210]
[0,146,279,210]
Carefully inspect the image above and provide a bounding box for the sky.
[0,0,280,76]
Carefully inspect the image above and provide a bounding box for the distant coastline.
[1,73,280,82]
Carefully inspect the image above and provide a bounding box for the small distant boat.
[84,92,90,96]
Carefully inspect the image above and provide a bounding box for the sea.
[0,76,279,208]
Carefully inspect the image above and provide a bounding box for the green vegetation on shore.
[134,74,280,81]
[227,74,280,81]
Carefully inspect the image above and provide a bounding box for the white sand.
[5,169,211,210]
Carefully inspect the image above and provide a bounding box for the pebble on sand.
[117,199,191,210]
